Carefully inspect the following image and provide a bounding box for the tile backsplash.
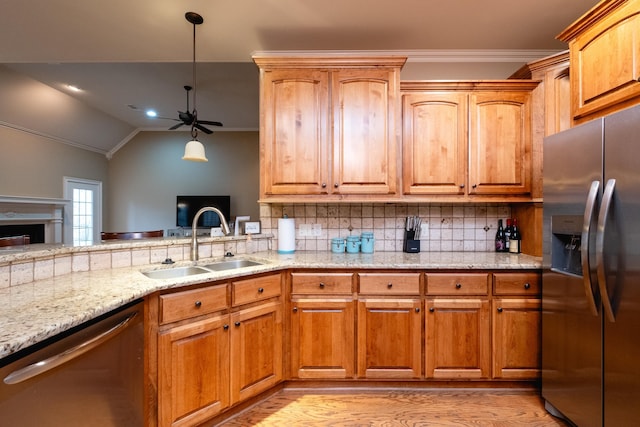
[260,203,512,252]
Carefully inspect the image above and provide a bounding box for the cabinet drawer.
[426,273,489,295]
[358,273,420,295]
[291,272,354,294]
[493,272,541,295]
[232,273,282,306]
[160,284,227,324]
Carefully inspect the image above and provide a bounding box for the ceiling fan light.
[182,139,208,162]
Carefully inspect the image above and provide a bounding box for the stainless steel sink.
[142,265,210,279]
[201,259,264,271]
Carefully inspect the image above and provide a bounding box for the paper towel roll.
[278,218,296,254]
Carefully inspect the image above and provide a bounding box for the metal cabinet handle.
[322,183,327,188]
[524,283,530,290]
[234,321,241,327]
[4,311,139,385]
[596,178,616,323]
[334,183,339,188]
[455,283,462,289]
[293,307,298,313]
[497,307,503,313]
[387,283,393,289]
[581,180,600,316]
[415,307,420,313]
[472,184,477,189]
[319,282,325,289]
[223,324,229,330]
[194,300,202,308]
[258,287,264,293]
[429,307,435,312]
[459,184,465,189]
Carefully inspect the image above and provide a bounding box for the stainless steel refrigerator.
[542,104,640,426]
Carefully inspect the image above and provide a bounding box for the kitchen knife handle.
[581,180,600,316]
[596,179,616,323]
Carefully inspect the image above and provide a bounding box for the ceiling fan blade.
[198,120,223,127]
[155,116,180,122]
[194,123,213,134]
[169,123,185,130]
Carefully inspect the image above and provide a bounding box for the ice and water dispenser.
[550,215,584,276]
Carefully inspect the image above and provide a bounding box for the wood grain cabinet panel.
[254,56,405,201]
[357,298,422,379]
[230,301,283,405]
[159,284,227,325]
[158,313,230,427]
[558,0,640,122]
[425,298,491,379]
[290,297,355,379]
[291,272,354,294]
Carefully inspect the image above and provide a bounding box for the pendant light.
[182,12,208,162]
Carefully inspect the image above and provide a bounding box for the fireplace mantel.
[0,195,68,244]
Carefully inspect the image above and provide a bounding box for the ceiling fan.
[158,12,223,135]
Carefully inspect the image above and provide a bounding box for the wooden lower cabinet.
[425,298,490,379]
[290,297,355,379]
[230,300,283,404]
[357,298,422,378]
[492,298,541,379]
[158,313,230,427]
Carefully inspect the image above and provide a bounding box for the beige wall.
[106,131,259,232]
[0,125,109,199]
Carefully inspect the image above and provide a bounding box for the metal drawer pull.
[319,282,326,289]
[497,307,503,313]
[194,300,202,308]
[524,283,530,290]
[387,283,393,289]
[258,287,264,293]
[455,283,462,289]
[4,311,139,385]
[234,321,241,327]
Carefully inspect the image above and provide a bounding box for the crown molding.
[251,49,564,63]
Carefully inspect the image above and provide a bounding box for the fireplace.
[0,195,67,244]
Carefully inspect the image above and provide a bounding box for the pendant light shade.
[182,138,208,162]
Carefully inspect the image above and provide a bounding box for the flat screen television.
[176,195,231,228]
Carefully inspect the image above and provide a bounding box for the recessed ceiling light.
[66,84,82,92]
[146,110,157,118]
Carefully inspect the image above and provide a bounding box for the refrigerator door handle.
[581,180,600,316]
[596,178,616,323]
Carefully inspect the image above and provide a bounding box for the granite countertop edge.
[0,250,541,361]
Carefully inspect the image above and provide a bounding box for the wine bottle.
[509,218,521,254]
[505,218,513,251]
[495,219,506,252]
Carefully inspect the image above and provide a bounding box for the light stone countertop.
[0,250,541,361]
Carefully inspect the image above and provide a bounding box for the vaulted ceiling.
[0,0,598,155]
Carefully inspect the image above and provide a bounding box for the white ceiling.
[0,0,599,155]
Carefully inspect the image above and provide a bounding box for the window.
[63,177,102,246]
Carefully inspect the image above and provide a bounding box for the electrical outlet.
[419,222,429,240]
[298,223,311,237]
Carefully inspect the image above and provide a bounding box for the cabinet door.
[290,298,355,379]
[357,298,422,378]
[230,301,283,404]
[402,92,467,195]
[469,91,532,196]
[260,69,330,195]
[332,68,399,195]
[425,298,490,379]
[568,4,640,121]
[492,298,541,379]
[158,314,229,427]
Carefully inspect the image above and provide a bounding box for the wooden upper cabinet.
[402,92,467,195]
[401,81,537,200]
[469,90,532,196]
[253,55,406,201]
[558,0,640,122]
[259,69,330,196]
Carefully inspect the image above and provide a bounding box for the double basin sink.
[142,259,264,280]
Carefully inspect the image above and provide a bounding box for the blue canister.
[346,235,361,253]
[331,237,346,253]
[361,231,375,253]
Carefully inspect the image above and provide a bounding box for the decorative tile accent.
[260,203,512,252]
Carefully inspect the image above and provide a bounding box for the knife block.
[403,230,420,253]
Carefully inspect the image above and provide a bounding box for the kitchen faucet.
[190,206,231,261]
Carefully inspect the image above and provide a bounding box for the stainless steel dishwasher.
[0,299,144,426]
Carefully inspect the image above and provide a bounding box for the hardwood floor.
[218,388,569,426]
